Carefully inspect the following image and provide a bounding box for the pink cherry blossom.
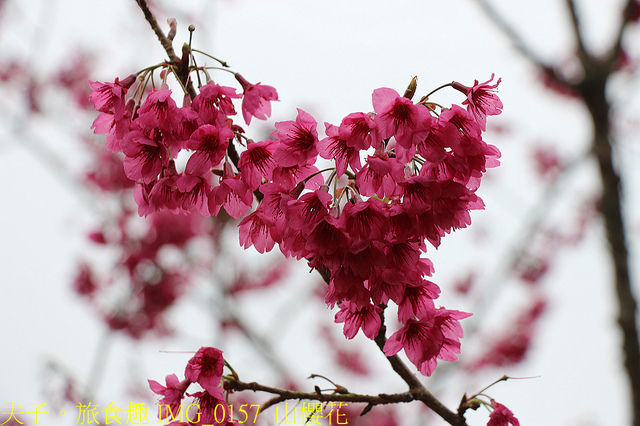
[176,175,212,216]
[271,108,319,167]
[235,73,279,125]
[452,74,503,131]
[335,301,382,340]
[396,281,439,323]
[238,205,277,253]
[148,374,189,420]
[372,87,431,161]
[285,186,333,234]
[318,122,362,176]
[338,197,388,252]
[339,112,379,150]
[88,74,135,120]
[356,153,405,199]
[136,88,179,130]
[185,125,234,175]
[193,81,241,125]
[209,162,254,219]
[383,308,471,376]
[120,129,169,184]
[238,139,278,190]
[184,347,225,395]
[189,389,232,426]
[487,401,520,426]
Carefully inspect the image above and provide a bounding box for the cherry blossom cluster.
[89,68,502,376]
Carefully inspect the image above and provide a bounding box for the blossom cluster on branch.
[87,22,508,422]
[89,66,502,376]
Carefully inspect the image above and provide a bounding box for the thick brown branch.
[576,71,640,426]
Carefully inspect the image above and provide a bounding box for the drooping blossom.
[452,74,503,130]
[383,308,471,376]
[148,374,190,420]
[189,389,232,426]
[184,347,225,394]
[193,81,241,125]
[88,74,136,119]
[318,122,363,176]
[335,301,382,339]
[339,112,379,150]
[235,73,278,125]
[356,152,405,199]
[238,139,278,190]
[210,162,254,219]
[271,108,319,167]
[487,401,520,426]
[185,124,234,175]
[238,205,277,253]
[136,87,179,131]
[120,129,169,184]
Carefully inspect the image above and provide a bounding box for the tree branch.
[133,0,197,99]
[224,378,415,412]
[134,0,178,62]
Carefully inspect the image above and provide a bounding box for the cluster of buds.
[89,60,502,376]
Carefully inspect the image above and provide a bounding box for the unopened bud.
[119,74,137,90]
[167,18,177,41]
[403,76,417,100]
[290,181,305,199]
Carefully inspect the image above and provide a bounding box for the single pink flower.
[339,112,379,150]
[396,281,439,323]
[238,205,277,253]
[235,73,278,125]
[136,88,179,130]
[271,108,319,167]
[335,301,382,340]
[318,122,362,176]
[372,87,431,161]
[193,81,241,125]
[148,374,189,420]
[271,161,324,191]
[176,174,212,216]
[337,197,388,252]
[185,124,234,175]
[400,175,442,215]
[189,389,231,426]
[383,308,471,376]
[148,174,183,214]
[184,347,225,395]
[303,214,351,270]
[452,74,503,130]
[172,105,202,149]
[238,139,278,190]
[356,153,405,199]
[121,129,169,184]
[209,162,254,219]
[285,187,332,235]
[325,266,371,309]
[88,74,136,120]
[487,401,520,426]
